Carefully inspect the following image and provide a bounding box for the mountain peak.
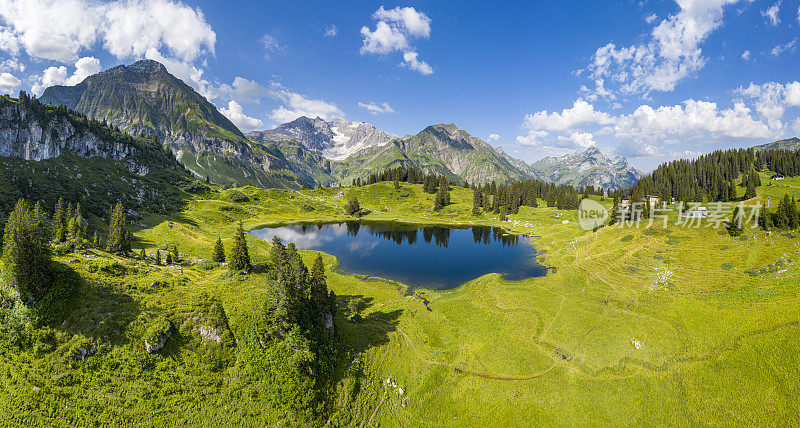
[530,146,642,189]
[582,145,602,156]
[127,59,168,73]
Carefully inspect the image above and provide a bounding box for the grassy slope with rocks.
[1,173,799,425]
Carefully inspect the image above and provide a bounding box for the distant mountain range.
[528,146,643,189]
[754,137,800,151]
[35,59,642,189]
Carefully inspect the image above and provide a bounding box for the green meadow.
[2,177,799,426]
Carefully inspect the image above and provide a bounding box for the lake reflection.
[249,222,546,290]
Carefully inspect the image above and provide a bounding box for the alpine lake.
[249,222,547,290]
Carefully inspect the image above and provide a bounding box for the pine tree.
[229,222,251,271]
[53,197,66,242]
[140,248,146,260]
[155,250,161,266]
[499,205,508,221]
[344,198,361,216]
[71,203,85,249]
[93,231,100,248]
[744,179,756,199]
[212,237,226,262]
[434,178,450,211]
[171,244,180,263]
[106,203,129,254]
[2,199,53,302]
[309,254,330,322]
[166,252,173,265]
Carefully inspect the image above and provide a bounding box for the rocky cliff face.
[0,99,151,175]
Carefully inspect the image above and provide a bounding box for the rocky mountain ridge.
[40,60,302,189]
[529,146,643,189]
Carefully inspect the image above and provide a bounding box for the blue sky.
[1,0,800,170]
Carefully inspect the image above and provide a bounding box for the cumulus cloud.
[556,132,596,150]
[584,0,740,97]
[644,13,657,24]
[735,81,800,127]
[358,101,394,115]
[360,21,409,54]
[518,97,781,158]
[401,51,433,75]
[741,50,751,61]
[0,0,216,63]
[761,2,781,26]
[372,6,431,37]
[487,133,500,141]
[30,56,101,95]
[269,85,344,123]
[0,71,20,94]
[522,100,615,132]
[220,100,263,132]
[217,76,270,104]
[360,6,433,75]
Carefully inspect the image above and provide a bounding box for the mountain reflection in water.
[250,222,545,290]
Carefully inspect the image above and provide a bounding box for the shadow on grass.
[35,262,142,345]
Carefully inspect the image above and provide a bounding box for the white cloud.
[324,25,337,38]
[669,149,703,159]
[401,51,433,75]
[144,48,213,99]
[613,100,774,143]
[522,100,615,132]
[30,56,100,95]
[770,38,797,57]
[0,0,216,63]
[0,71,20,94]
[372,6,431,38]
[741,50,751,61]
[516,130,548,147]
[358,101,395,115]
[735,81,800,128]
[518,97,781,159]
[487,133,500,141]
[0,58,24,73]
[269,85,344,123]
[645,13,658,24]
[220,100,263,132]
[360,6,433,75]
[360,20,409,54]
[761,2,781,26]
[585,0,740,97]
[31,66,67,96]
[68,56,101,84]
[218,76,269,104]
[556,132,596,150]
[262,34,286,59]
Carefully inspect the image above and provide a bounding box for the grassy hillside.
[1,176,798,425]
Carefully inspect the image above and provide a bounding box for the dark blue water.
[249,222,546,290]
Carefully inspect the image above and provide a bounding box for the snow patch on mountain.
[247,116,393,160]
